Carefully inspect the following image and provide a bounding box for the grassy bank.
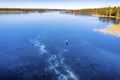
[92,14,120,19]
[95,24,120,37]
[108,24,120,33]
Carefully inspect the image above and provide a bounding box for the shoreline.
[94,24,120,37]
[0,11,29,13]
[0,8,68,13]
[92,14,120,19]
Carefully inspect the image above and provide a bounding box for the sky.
[0,0,120,9]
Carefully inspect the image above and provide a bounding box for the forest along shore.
[0,8,46,13]
[66,6,120,37]
[0,8,68,13]
[68,6,120,19]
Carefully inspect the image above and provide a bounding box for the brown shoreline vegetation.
[94,24,120,37]
[92,14,120,19]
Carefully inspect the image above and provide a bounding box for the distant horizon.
[0,0,120,9]
[0,6,120,10]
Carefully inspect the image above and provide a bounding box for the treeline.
[0,8,48,12]
[0,8,68,13]
[69,6,120,18]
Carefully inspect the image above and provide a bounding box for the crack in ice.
[31,38,79,80]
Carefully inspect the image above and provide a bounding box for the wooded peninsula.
[69,6,120,19]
